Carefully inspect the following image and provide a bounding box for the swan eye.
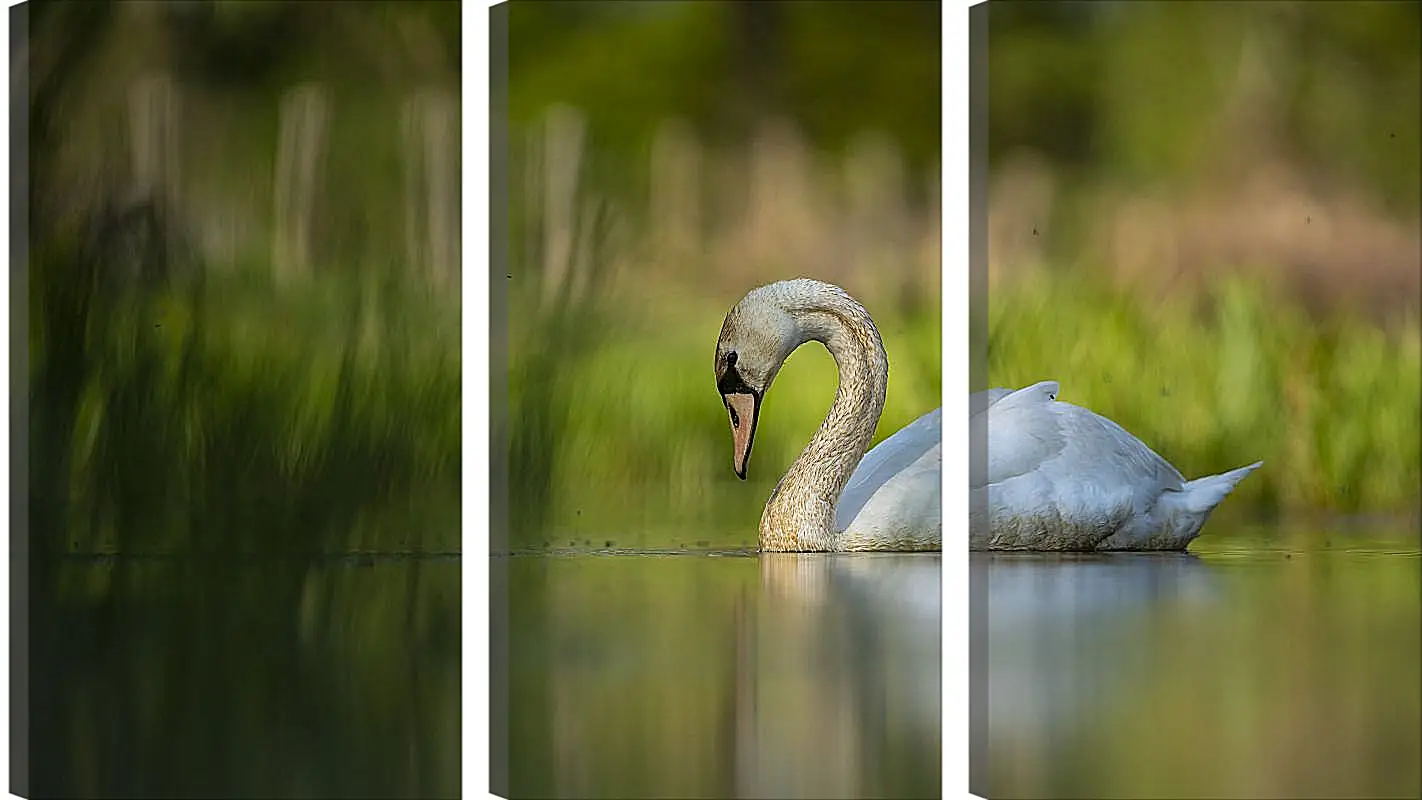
[726,351,737,368]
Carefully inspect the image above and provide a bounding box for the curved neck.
[760,288,888,551]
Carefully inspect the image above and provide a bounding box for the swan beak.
[723,392,759,480]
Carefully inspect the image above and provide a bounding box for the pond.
[21,525,1417,799]
[501,524,1419,799]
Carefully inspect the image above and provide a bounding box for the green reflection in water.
[507,552,943,800]
[29,555,460,798]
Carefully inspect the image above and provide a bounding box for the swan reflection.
[509,552,941,799]
[972,552,1217,791]
[738,554,941,798]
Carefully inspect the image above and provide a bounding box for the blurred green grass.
[988,266,1421,517]
[32,242,460,555]
[26,3,463,557]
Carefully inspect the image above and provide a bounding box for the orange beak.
[723,392,759,480]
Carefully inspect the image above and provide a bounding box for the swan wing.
[837,442,941,550]
[976,380,1182,492]
[1055,403,1185,494]
[835,407,941,534]
[970,387,1013,419]
[974,381,1189,548]
[974,381,1064,489]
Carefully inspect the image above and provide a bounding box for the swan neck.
[760,292,887,551]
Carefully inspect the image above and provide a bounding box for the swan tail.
[1173,461,1264,515]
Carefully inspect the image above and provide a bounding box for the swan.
[714,278,942,552]
[970,381,1262,550]
[714,279,1262,553]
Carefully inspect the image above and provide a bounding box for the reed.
[32,242,460,555]
[28,74,462,555]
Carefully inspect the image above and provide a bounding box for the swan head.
[714,288,801,480]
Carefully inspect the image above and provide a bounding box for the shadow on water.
[506,551,942,799]
[28,553,460,798]
[976,527,1422,799]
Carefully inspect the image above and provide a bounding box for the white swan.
[970,381,1262,550]
[714,279,941,552]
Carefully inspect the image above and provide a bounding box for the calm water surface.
[506,524,1419,800]
[27,554,460,798]
[978,524,1421,799]
[31,525,1413,799]
[504,551,942,799]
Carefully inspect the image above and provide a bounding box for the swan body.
[970,381,1262,550]
[714,279,940,552]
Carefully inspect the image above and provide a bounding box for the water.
[23,554,460,798]
[976,527,1421,799]
[501,551,943,799]
[502,526,1419,800]
[26,527,1416,799]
